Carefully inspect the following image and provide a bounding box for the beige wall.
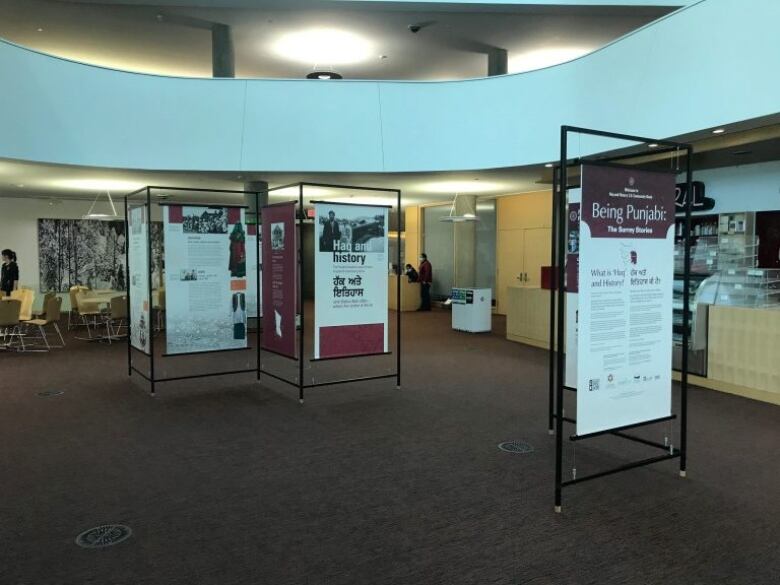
[404,205,421,267]
[495,190,552,314]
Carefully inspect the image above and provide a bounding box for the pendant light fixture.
[440,193,480,223]
[306,70,342,79]
[82,190,118,220]
[306,61,342,80]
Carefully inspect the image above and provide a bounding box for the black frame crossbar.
[550,125,693,511]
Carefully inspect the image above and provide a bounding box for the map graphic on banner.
[314,202,389,359]
[128,205,150,354]
[576,164,676,436]
[261,202,296,358]
[164,205,249,355]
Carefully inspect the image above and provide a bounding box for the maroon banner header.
[581,164,676,240]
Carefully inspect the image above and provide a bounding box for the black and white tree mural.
[39,218,165,293]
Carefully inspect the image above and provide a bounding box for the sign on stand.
[261,202,297,359]
[163,205,250,355]
[128,204,150,354]
[313,202,389,359]
[564,189,580,389]
[576,164,676,436]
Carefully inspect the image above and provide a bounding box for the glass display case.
[671,211,768,376]
[703,268,780,309]
[672,272,710,376]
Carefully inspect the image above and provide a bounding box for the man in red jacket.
[418,253,432,311]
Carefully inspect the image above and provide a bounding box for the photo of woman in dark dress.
[229,222,246,278]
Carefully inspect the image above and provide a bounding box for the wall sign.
[675,181,714,213]
[576,164,675,435]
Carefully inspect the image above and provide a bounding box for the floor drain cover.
[37,390,65,397]
[75,525,132,549]
[498,441,534,454]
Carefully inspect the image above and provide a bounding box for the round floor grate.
[75,525,132,549]
[37,390,65,397]
[498,441,534,454]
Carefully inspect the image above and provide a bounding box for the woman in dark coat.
[1,249,19,297]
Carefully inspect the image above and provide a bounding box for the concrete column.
[244,181,268,218]
[487,48,508,77]
[212,23,235,78]
[453,195,477,288]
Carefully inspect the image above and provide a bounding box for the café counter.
[388,274,420,312]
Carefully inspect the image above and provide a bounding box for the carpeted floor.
[0,310,778,585]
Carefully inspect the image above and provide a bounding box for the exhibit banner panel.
[576,164,676,435]
[163,205,249,355]
[261,202,297,358]
[314,202,389,359]
[247,223,261,318]
[564,189,581,389]
[128,204,150,354]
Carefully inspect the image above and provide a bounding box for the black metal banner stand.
[257,182,403,404]
[125,186,266,396]
[550,126,693,512]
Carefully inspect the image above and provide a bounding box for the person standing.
[320,210,342,252]
[418,253,432,311]
[1,249,19,297]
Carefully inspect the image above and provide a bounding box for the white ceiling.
[0,157,551,207]
[0,0,675,79]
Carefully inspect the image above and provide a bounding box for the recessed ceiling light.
[17,183,25,188]
[37,27,43,32]
[712,128,725,134]
[545,163,553,168]
[508,47,591,74]
[648,143,659,148]
[272,29,373,66]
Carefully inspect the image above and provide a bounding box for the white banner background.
[128,205,150,353]
[314,202,389,359]
[576,165,675,435]
[164,205,249,355]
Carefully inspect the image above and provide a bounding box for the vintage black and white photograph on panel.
[271,222,285,251]
[182,206,228,234]
[317,206,385,253]
[179,269,199,282]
